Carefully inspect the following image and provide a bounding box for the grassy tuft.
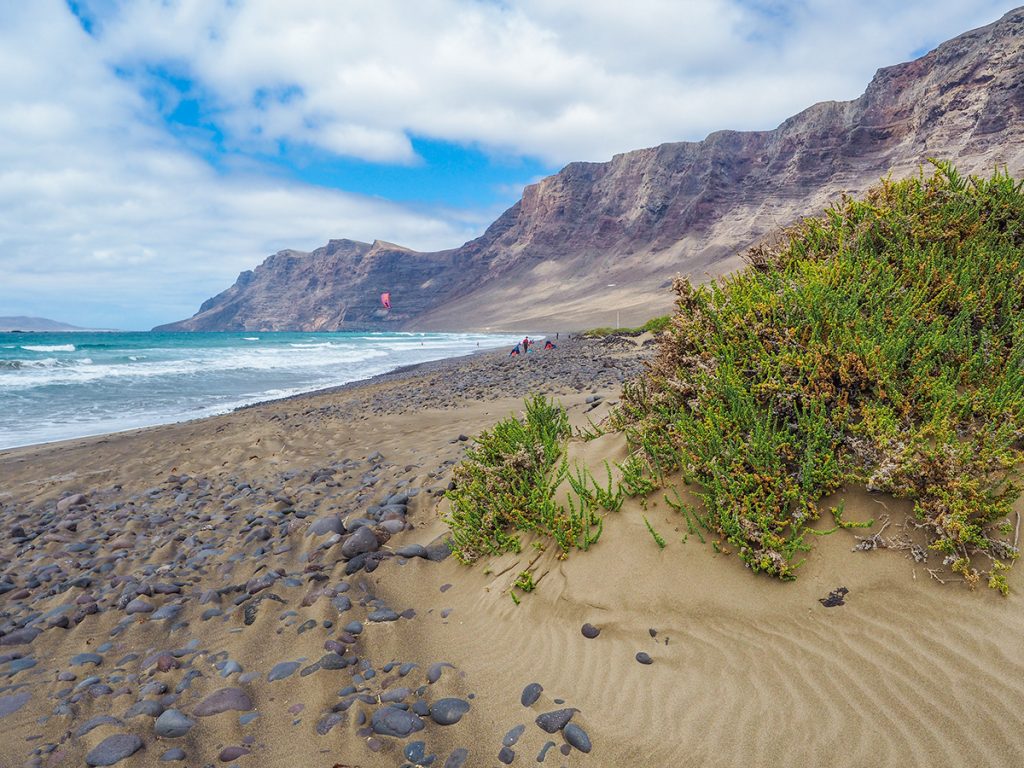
[444,394,609,565]
[615,163,1023,590]
[643,516,667,549]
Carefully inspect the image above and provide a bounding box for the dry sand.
[0,336,1021,767]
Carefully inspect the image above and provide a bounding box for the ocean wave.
[0,357,60,370]
[242,337,260,341]
[0,346,392,389]
[21,344,75,352]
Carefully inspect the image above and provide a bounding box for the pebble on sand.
[535,708,577,733]
[85,733,144,766]
[193,687,255,716]
[563,722,592,753]
[429,697,471,725]
[154,709,196,738]
[371,706,425,737]
[581,623,600,638]
[520,682,543,707]
[636,652,653,665]
[0,691,31,718]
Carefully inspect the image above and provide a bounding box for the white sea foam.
[0,331,522,448]
[21,344,75,352]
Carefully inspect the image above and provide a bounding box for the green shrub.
[616,163,1023,590]
[444,394,605,563]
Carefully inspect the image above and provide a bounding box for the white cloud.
[82,0,1021,161]
[0,0,1019,327]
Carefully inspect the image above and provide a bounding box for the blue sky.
[0,0,1019,329]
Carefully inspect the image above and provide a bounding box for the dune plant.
[643,515,667,549]
[615,163,1023,590]
[444,394,606,563]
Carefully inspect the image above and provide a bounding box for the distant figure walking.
[522,336,531,353]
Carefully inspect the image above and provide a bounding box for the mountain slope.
[156,7,1024,333]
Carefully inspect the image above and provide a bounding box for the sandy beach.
[1,335,1021,768]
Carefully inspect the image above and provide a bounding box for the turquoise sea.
[0,330,521,450]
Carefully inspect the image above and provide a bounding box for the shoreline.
[0,335,528,455]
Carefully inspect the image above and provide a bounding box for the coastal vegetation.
[443,394,610,563]
[615,164,1023,591]
[579,315,672,338]
[443,164,1022,593]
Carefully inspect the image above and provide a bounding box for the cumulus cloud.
[0,0,1018,327]
[82,0,1019,160]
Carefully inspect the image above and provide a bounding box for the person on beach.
[544,340,556,350]
[522,336,531,353]
[510,343,521,356]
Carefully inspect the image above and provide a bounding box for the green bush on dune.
[615,163,1023,591]
[443,394,607,564]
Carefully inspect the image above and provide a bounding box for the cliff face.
[156,8,1024,333]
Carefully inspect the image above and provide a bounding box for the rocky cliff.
[156,8,1024,333]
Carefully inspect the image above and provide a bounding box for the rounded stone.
[267,661,300,682]
[193,687,254,717]
[85,734,144,766]
[370,706,425,738]
[125,598,154,614]
[535,708,577,733]
[154,708,195,738]
[428,698,470,726]
[581,623,600,639]
[160,748,186,762]
[340,526,380,559]
[563,722,592,753]
[636,652,653,665]
[520,682,543,707]
[308,515,344,536]
[219,746,250,761]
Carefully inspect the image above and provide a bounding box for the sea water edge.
[0,330,526,450]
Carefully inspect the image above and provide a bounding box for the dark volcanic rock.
[0,691,31,718]
[193,687,254,716]
[520,682,543,707]
[85,734,144,766]
[563,722,592,753]
[535,708,577,733]
[371,706,425,738]
[340,525,380,559]
[219,746,250,761]
[0,627,40,646]
[581,623,600,639]
[429,697,470,725]
[155,708,195,738]
[267,661,300,682]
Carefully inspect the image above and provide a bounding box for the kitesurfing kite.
[380,292,392,311]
